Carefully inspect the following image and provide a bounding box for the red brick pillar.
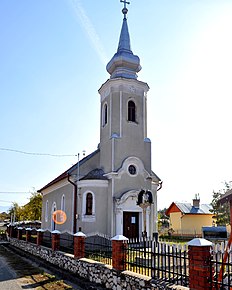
[188,238,214,290]
[52,230,60,251]
[26,228,32,242]
[8,225,13,238]
[17,227,23,240]
[37,229,44,246]
[74,232,86,258]
[111,235,128,271]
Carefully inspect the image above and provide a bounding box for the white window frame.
[45,200,49,222]
[61,194,65,212]
[102,102,108,127]
[82,191,96,222]
[128,99,136,122]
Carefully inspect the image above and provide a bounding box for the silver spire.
[106,0,141,79]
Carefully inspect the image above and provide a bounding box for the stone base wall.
[9,238,188,290]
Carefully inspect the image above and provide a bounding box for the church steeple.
[106,1,141,79]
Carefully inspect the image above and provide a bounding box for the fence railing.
[126,237,153,276]
[59,232,74,254]
[154,242,188,287]
[8,226,232,289]
[125,237,189,286]
[21,228,26,241]
[30,229,37,244]
[42,230,52,248]
[85,233,112,265]
[210,241,232,289]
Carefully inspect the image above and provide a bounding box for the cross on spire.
[120,0,130,18]
[120,0,130,9]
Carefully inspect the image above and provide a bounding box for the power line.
[0,147,77,157]
[0,200,14,204]
[0,192,31,194]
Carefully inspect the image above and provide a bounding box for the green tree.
[158,208,169,231]
[8,202,23,222]
[0,211,10,222]
[22,192,42,221]
[211,181,231,226]
[8,192,42,222]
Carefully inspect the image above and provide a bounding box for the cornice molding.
[78,179,108,188]
[40,179,70,195]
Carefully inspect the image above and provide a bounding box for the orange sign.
[52,210,67,225]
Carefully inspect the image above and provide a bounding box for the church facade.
[39,3,161,239]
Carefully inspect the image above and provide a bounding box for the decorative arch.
[115,189,153,238]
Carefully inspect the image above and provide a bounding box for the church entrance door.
[123,211,139,239]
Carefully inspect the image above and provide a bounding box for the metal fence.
[153,242,189,287]
[9,227,232,288]
[21,228,26,241]
[59,232,74,254]
[126,237,153,276]
[125,238,189,287]
[30,229,37,244]
[42,230,52,248]
[210,241,232,289]
[85,233,112,265]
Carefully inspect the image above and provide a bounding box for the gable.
[38,148,100,193]
[166,202,182,216]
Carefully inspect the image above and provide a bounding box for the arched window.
[51,202,56,231]
[82,191,95,222]
[128,100,136,122]
[61,194,65,212]
[45,200,49,222]
[103,103,108,126]
[86,192,93,215]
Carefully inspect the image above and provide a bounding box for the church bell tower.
[98,1,151,175]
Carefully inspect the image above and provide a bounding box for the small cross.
[120,0,130,9]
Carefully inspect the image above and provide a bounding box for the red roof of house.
[166,202,181,216]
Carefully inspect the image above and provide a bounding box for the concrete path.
[0,252,22,290]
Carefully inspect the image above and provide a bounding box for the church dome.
[106,6,141,79]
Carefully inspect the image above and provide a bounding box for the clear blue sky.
[1,0,232,211]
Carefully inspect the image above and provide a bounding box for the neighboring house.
[38,4,162,239]
[165,196,214,236]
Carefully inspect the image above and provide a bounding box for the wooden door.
[123,212,139,239]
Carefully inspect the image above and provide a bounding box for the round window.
[128,165,136,175]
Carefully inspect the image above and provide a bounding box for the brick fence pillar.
[74,231,86,259]
[188,238,214,290]
[17,227,23,240]
[26,228,32,242]
[111,235,128,271]
[37,229,44,246]
[8,225,13,238]
[52,230,60,251]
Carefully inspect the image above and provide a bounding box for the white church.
[39,1,162,239]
